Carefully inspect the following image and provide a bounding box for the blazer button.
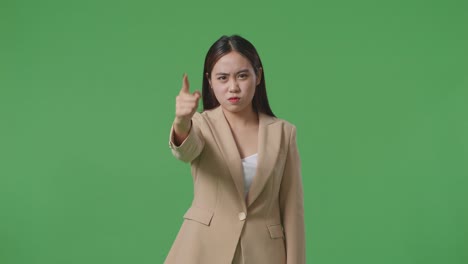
[238,212,246,221]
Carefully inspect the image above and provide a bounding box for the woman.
[166,35,305,264]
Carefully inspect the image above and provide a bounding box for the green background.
[1,0,467,263]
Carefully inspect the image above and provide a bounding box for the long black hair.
[202,35,275,117]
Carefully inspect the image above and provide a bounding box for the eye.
[238,73,248,79]
[217,76,227,80]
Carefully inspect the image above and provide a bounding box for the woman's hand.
[172,74,201,145]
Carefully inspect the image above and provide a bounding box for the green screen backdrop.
[1,0,467,263]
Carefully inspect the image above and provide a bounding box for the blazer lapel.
[207,107,280,209]
[208,107,246,210]
[246,112,279,207]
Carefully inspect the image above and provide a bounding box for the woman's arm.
[169,115,204,163]
[168,74,204,163]
[173,73,200,143]
[172,117,192,146]
[279,125,306,264]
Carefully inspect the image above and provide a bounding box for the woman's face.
[208,51,262,114]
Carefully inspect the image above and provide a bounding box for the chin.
[221,104,246,113]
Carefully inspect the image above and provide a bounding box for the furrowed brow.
[237,69,249,74]
[215,69,250,76]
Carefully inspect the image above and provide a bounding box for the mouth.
[228,97,240,104]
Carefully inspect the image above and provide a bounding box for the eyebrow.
[215,69,250,76]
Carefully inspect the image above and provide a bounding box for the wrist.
[173,117,191,132]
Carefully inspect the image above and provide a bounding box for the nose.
[228,78,240,93]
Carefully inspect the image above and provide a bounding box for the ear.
[256,67,263,86]
[205,72,212,87]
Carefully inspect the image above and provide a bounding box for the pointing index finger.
[180,73,190,94]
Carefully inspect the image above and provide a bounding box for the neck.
[222,105,258,129]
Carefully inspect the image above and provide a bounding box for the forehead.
[212,51,253,73]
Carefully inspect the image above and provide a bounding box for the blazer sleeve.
[279,125,306,264]
[168,113,205,163]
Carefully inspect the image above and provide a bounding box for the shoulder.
[273,116,296,129]
[189,108,220,129]
[270,116,299,147]
[270,116,297,133]
[195,106,220,119]
[192,106,218,119]
[193,108,216,124]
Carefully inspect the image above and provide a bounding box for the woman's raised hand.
[173,74,201,144]
[175,73,201,123]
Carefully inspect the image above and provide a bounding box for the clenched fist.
[172,74,201,145]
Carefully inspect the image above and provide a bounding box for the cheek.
[211,79,227,91]
[211,86,226,99]
[242,82,256,96]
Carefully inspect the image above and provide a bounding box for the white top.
[241,153,258,198]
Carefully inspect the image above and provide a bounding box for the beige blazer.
[165,106,305,264]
